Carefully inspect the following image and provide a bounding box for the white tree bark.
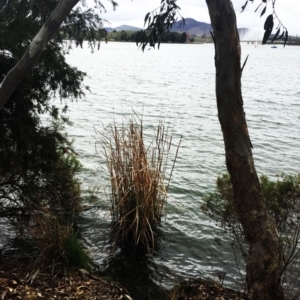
[0,0,80,110]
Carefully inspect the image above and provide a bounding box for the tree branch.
[0,0,80,110]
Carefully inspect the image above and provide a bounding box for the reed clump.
[101,117,181,253]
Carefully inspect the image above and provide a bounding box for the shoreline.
[0,257,249,300]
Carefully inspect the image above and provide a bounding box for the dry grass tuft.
[101,116,181,253]
[26,209,90,269]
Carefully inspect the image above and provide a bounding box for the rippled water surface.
[50,42,300,294]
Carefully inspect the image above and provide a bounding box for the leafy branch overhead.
[241,0,288,46]
[0,0,112,110]
[137,0,184,51]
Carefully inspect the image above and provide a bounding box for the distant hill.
[171,18,211,35]
[105,18,249,38]
[171,18,249,38]
[105,25,142,32]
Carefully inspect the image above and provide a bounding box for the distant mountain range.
[170,18,211,36]
[171,18,249,38]
[106,25,142,32]
[106,18,249,38]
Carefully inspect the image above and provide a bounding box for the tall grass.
[26,209,90,269]
[101,116,181,253]
[2,152,87,270]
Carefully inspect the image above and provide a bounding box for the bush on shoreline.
[201,173,300,298]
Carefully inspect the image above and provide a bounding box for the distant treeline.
[108,30,187,43]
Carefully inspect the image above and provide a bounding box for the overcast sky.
[96,0,299,38]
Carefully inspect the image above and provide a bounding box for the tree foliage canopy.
[137,0,288,50]
[241,0,288,45]
[0,0,107,265]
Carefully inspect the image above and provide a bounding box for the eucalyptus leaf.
[144,12,150,27]
[241,0,248,13]
[255,3,263,13]
[270,28,280,43]
[276,30,285,40]
[262,14,273,44]
[260,6,266,17]
[264,14,273,30]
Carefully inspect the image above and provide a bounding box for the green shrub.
[0,0,100,271]
[202,173,300,296]
[28,213,90,269]
[63,229,90,269]
[11,150,86,269]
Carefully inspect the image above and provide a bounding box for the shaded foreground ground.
[172,278,249,300]
[0,259,249,300]
[0,263,131,300]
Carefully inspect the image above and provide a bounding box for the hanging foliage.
[241,0,288,45]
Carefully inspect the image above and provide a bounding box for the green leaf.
[262,15,273,44]
[260,6,266,17]
[270,28,280,43]
[276,30,285,40]
[241,0,248,13]
[262,30,270,44]
[144,12,150,27]
[264,14,273,30]
[255,3,263,13]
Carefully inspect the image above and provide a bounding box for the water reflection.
[101,251,168,300]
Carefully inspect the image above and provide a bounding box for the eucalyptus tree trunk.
[0,0,80,110]
[205,1,284,299]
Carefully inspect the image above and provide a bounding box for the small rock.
[78,269,89,276]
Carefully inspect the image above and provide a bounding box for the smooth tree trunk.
[205,1,284,299]
[0,0,80,110]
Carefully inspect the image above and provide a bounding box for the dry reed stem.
[101,116,181,253]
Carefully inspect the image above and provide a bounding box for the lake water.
[49,42,300,297]
[55,42,300,296]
